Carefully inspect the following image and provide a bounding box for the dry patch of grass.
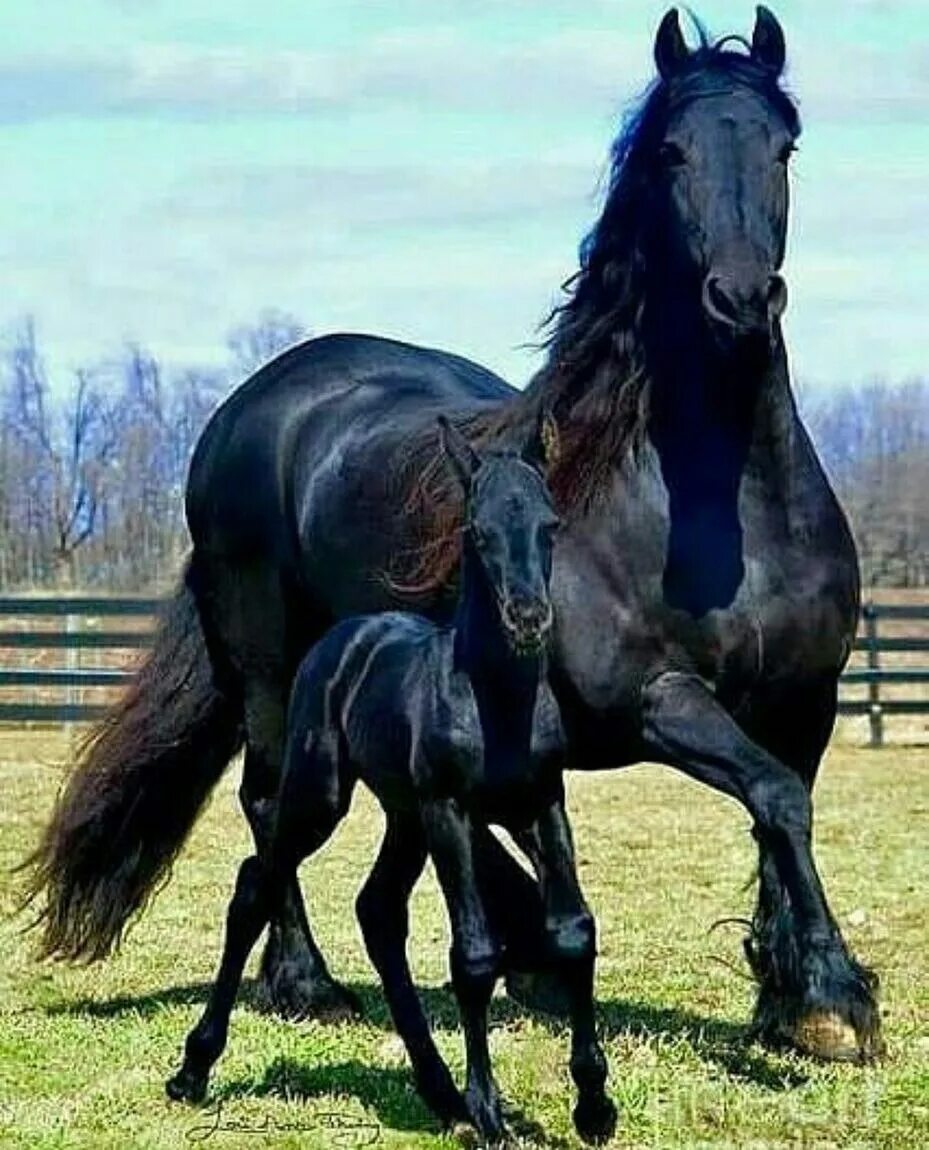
[0,732,927,1149]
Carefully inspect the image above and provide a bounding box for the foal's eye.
[657,142,687,169]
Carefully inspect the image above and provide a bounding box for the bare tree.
[805,378,929,587]
[2,319,118,585]
[226,308,307,376]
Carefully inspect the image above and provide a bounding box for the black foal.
[166,415,616,1145]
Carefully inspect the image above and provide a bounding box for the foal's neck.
[452,540,543,750]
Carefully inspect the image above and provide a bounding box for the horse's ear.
[523,408,560,474]
[751,5,786,77]
[437,416,479,491]
[654,9,689,80]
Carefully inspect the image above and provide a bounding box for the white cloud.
[0,30,650,122]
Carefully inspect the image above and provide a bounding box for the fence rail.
[1,596,926,745]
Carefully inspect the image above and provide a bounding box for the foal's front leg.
[422,798,506,1144]
[514,798,617,1145]
[355,813,467,1127]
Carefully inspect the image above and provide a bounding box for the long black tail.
[19,562,244,962]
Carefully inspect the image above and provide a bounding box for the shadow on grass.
[46,977,806,1091]
[216,1055,567,1146]
[44,977,262,1018]
[219,1056,437,1136]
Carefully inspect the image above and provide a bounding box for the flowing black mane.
[392,34,801,596]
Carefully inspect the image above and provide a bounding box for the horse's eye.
[657,142,687,169]
[777,142,797,166]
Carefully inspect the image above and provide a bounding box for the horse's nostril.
[703,275,740,326]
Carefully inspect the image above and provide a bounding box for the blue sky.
[2,1,926,390]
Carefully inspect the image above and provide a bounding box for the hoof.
[789,1010,883,1064]
[448,1120,498,1148]
[754,995,884,1064]
[504,970,570,1019]
[573,1094,618,1145]
[418,1065,469,1128]
[257,973,362,1023]
[165,1067,208,1104]
[464,1087,507,1145]
[749,938,883,1065]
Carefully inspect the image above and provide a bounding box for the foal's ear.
[751,5,786,77]
[654,9,689,80]
[437,416,480,491]
[523,408,560,474]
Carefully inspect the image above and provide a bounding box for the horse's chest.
[550,530,852,761]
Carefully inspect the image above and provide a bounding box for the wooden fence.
[1,597,927,746]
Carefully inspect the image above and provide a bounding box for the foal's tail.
[19,561,244,962]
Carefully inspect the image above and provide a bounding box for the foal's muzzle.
[500,597,554,655]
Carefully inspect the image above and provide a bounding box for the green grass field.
[1,731,927,1149]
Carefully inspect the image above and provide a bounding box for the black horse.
[25,7,881,1063]
[166,417,616,1144]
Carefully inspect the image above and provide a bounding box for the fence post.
[864,602,883,749]
[65,611,77,740]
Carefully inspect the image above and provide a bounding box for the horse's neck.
[644,335,808,613]
[452,545,542,749]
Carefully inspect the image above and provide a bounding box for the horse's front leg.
[741,682,871,1061]
[422,799,507,1145]
[514,796,617,1146]
[642,671,882,1063]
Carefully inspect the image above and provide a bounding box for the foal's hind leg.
[514,799,617,1145]
[166,855,275,1103]
[167,768,351,1103]
[242,678,359,1021]
[356,813,468,1128]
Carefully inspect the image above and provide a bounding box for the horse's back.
[187,333,510,551]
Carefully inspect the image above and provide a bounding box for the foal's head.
[438,414,559,656]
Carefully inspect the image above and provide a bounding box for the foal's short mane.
[390,33,800,597]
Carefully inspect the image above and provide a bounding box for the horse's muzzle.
[702,271,787,359]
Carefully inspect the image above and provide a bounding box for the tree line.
[0,312,305,591]
[1,315,926,591]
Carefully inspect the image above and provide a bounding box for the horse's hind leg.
[514,799,617,1145]
[356,812,468,1129]
[201,559,357,1022]
[166,855,276,1103]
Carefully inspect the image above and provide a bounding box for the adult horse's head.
[438,414,560,655]
[649,6,799,363]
